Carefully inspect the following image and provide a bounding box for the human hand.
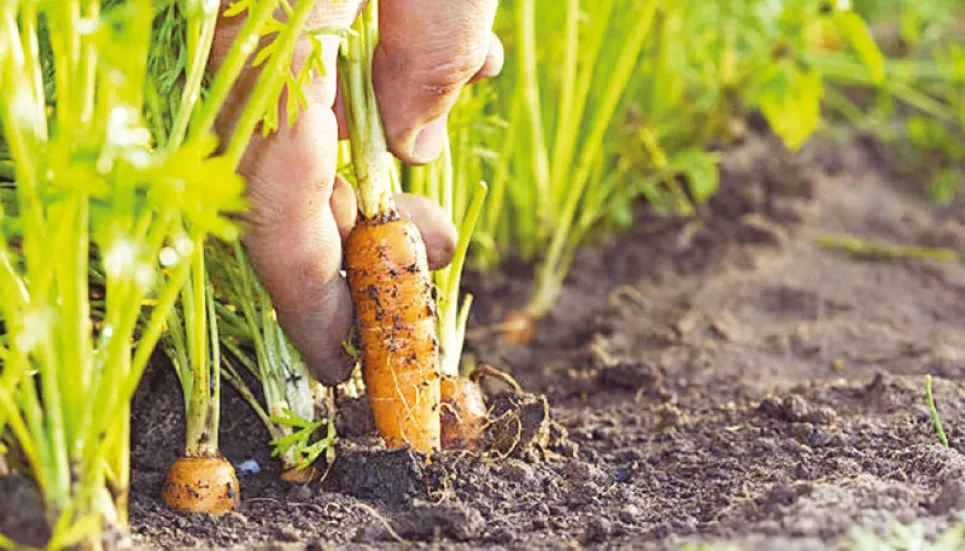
[210,0,503,386]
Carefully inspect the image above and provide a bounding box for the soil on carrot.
[5,126,965,550]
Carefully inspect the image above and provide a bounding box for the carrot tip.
[500,310,535,346]
[280,465,319,484]
[440,375,488,451]
[162,456,240,515]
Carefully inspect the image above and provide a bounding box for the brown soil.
[5,128,965,550]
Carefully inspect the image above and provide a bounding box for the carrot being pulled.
[338,0,442,456]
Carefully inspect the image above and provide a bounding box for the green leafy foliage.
[906,116,965,204]
[0,0,243,546]
[844,520,965,551]
[449,0,889,318]
[0,0,341,544]
[749,61,824,151]
[210,238,334,475]
[267,408,335,471]
[808,0,965,204]
[222,0,353,134]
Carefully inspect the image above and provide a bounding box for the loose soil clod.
[481,391,571,462]
[321,448,427,509]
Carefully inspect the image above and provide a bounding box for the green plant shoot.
[0,0,244,546]
[211,239,336,479]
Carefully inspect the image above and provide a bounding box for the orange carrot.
[500,309,536,346]
[345,211,442,455]
[279,465,320,484]
[440,375,487,451]
[338,0,445,456]
[440,365,524,451]
[162,456,239,515]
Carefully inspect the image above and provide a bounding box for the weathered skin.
[345,212,442,455]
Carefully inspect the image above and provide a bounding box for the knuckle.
[307,0,364,28]
[414,38,491,96]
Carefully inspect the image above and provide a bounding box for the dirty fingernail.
[410,116,448,164]
[308,349,357,388]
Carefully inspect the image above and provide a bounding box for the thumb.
[373,0,503,165]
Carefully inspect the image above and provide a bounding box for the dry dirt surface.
[5,127,965,550]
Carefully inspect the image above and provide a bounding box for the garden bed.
[109,129,965,548]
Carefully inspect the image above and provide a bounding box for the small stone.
[619,504,641,524]
[811,407,838,426]
[584,517,612,542]
[236,459,260,476]
[785,395,810,420]
[764,484,798,511]
[932,479,965,514]
[563,461,609,486]
[736,212,788,246]
[674,438,697,454]
[591,427,609,440]
[502,459,536,485]
[275,523,299,543]
[791,422,815,440]
[757,437,778,453]
[615,466,634,483]
[286,484,312,502]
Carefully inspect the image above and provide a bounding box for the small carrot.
[440,375,487,450]
[500,309,536,346]
[160,250,240,515]
[338,0,442,455]
[440,365,523,451]
[162,455,239,515]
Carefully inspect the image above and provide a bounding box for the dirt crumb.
[321,448,426,508]
[0,473,49,548]
[757,394,838,426]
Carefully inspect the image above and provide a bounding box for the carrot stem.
[337,0,395,218]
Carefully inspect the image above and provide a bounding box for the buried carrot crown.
[337,0,443,455]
